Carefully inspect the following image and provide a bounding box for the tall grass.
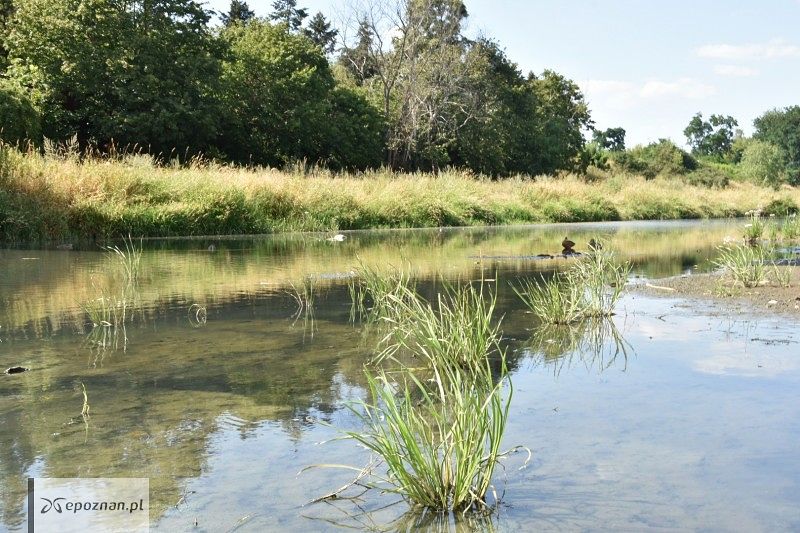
[103,235,143,285]
[376,282,502,371]
[2,141,799,242]
[339,282,518,513]
[348,262,415,324]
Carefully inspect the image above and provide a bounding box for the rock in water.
[5,366,29,375]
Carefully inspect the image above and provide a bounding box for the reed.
[103,235,143,285]
[348,262,415,324]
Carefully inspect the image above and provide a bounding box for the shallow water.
[1,220,799,531]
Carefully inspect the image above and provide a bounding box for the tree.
[269,0,307,32]
[683,112,738,158]
[529,69,593,174]
[0,79,41,145]
[221,0,255,27]
[754,106,800,182]
[592,127,626,151]
[739,139,788,188]
[0,0,14,69]
[6,0,223,156]
[304,12,338,54]
[219,20,333,165]
[338,18,379,84]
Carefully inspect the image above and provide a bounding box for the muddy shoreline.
[634,269,800,316]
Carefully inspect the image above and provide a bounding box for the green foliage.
[612,139,697,178]
[739,139,788,188]
[683,112,738,159]
[683,164,730,188]
[763,197,799,216]
[0,79,40,145]
[6,0,223,157]
[713,244,766,288]
[322,87,385,170]
[219,20,334,166]
[592,127,626,151]
[221,0,255,27]
[754,106,800,183]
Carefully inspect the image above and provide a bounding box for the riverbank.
[2,145,800,242]
[636,270,800,315]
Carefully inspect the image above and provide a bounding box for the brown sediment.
[634,269,800,315]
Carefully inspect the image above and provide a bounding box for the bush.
[684,165,730,188]
[763,197,799,216]
[612,139,696,179]
[739,140,788,188]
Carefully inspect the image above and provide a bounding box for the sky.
[204,0,800,147]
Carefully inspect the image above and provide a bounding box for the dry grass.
[2,143,799,242]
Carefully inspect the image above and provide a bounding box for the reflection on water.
[2,219,800,531]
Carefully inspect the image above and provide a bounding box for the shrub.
[739,140,788,188]
[612,139,696,179]
[0,81,41,146]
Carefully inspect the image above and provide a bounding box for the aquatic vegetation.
[103,235,143,285]
[342,359,514,512]
[513,245,630,323]
[570,248,631,317]
[781,214,800,240]
[80,383,90,417]
[713,244,767,288]
[511,274,583,325]
[80,281,129,328]
[770,264,792,288]
[348,262,415,324]
[743,210,765,244]
[377,282,502,372]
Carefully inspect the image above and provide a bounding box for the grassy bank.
[2,145,800,242]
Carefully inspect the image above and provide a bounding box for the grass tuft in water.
[511,274,583,325]
[348,262,415,324]
[103,235,143,286]
[513,243,630,323]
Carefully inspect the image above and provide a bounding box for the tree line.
[0,0,593,175]
[0,0,798,184]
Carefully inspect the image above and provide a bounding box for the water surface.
[1,220,799,531]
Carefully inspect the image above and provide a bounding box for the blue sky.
[204,0,800,147]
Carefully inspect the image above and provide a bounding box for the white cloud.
[713,64,759,77]
[695,39,800,60]
[639,78,717,99]
[582,77,716,103]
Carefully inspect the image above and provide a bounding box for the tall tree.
[683,112,738,158]
[269,0,307,32]
[0,0,14,69]
[339,18,378,84]
[754,106,800,182]
[221,0,255,27]
[592,127,626,151]
[6,0,223,156]
[304,12,337,54]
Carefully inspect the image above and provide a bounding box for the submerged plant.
[713,244,766,288]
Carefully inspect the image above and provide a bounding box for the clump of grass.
[770,264,792,288]
[781,214,800,240]
[712,244,767,288]
[344,357,513,512]
[570,248,631,317]
[348,262,415,324]
[81,281,129,328]
[743,209,765,244]
[103,235,143,285]
[512,244,630,323]
[377,282,502,371]
[511,274,583,325]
